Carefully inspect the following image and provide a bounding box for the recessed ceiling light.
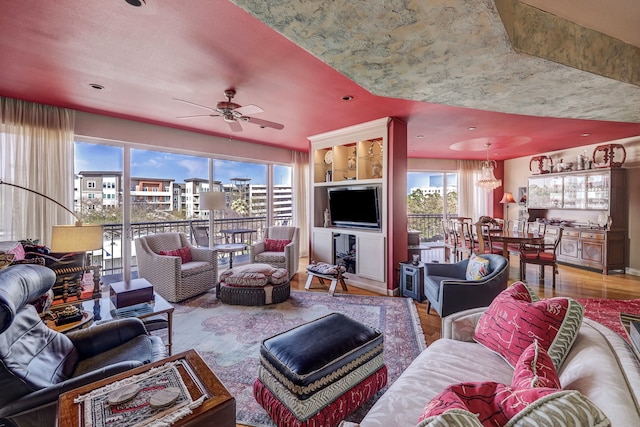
[580,133,591,137]
[125,0,146,6]
[89,83,105,90]
[468,127,476,131]
[341,95,354,101]
[416,135,424,138]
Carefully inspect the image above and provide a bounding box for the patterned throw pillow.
[159,246,192,264]
[417,381,559,427]
[264,238,291,252]
[417,384,609,427]
[465,254,491,280]
[512,340,561,389]
[474,281,584,370]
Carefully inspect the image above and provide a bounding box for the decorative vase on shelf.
[324,209,330,228]
[371,161,382,178]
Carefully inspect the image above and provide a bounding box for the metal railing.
[97,215,292,276]
[407,213,460,242]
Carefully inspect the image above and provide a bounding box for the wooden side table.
[57,350,235,427]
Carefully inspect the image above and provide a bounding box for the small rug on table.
[576,297,640,341]
[167,289,427,427]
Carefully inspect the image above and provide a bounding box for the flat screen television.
[327,186,381,230]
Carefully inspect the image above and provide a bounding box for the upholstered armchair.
[135,232,218,303]
[0,264,166,427]
[423,254,509,318]
[250,226,299,279]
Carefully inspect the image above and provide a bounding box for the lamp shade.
[51,224,103,253]
[200,191,226,210]
[499,192,516,204]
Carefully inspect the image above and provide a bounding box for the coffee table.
[57,349,236,427]
[214,243,248,269]
[80,291,174,355]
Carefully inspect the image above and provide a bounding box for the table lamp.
[499,192,516,223]
[1,179,105,298]
[200,191,226,249]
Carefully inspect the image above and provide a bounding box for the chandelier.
[476,143,502,192]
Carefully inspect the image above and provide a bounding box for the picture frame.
[518,187,527,206]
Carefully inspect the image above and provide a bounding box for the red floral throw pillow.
[264,238,291,252]
[159,245,192,264]
[416,382,559,427]
[474,281,584,370]
[512,340,561,389]
[417,384,610,427]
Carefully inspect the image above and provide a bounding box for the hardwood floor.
[291,255,640,346]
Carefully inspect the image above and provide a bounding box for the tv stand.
[308,117,408,295]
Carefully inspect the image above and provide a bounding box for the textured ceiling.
[230,0,640,122]
[0,0,638,161]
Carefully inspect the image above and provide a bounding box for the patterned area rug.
[166,290,427,426]
[576,297,640,341]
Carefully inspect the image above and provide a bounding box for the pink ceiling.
[0,1,638,161]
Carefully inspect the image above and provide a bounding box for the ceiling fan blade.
[227,120,243,132]
[176,114,221,119]
[235,104,263,116]
[244,116,285,130]
[173,98,217,112]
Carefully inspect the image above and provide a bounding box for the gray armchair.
[423,254,509,318]
[0,264,166,427]
[250,226,299,279]
[135,232,218,303]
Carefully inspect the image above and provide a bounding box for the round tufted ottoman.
[217,263,290,305]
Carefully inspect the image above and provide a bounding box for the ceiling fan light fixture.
[476,143,502,192]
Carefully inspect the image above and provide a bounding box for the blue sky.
[75,142,291,185]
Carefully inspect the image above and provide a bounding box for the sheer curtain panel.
[0,96,75,245]
[458,159,492,221]
[293,150,309,257]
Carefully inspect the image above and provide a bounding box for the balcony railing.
[97,215,291,276]
[407,213,460,242]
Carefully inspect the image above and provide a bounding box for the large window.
[74,142,293,275]
[407,172,458,241]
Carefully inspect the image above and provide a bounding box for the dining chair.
[478,224,503,255]
[526,221,547,236]
[441,219,458,262]
[519,227,563,287]
[455,222,477,260]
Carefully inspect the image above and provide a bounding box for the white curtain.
[0,96,75,245]
[292,150,309,257]
[458,159,492,221]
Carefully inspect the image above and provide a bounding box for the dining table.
[475,223,545,260]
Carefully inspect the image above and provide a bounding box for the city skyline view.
[75,141,291,186]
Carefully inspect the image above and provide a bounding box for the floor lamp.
[200,191,226,249]
[499,192,516,224]
[1,179,104,298]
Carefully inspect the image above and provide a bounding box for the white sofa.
[352,307,640,426]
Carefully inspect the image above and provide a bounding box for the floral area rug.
[165,290,427,427]
[576,297,640,341]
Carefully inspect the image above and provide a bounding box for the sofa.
[423,253,509,317]
[348,298,640,426]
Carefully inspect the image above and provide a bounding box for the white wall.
[505,136,640,274]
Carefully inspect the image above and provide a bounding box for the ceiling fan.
[174,89,284,132]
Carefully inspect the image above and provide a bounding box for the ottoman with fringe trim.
[254,313,387,427]
[217,263,290,305]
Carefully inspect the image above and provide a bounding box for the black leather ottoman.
[253,313,387,427]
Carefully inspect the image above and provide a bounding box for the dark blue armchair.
[423,254,509,318]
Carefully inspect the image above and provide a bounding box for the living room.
[2,1,640,426]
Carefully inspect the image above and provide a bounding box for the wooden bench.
[304,265,348,296]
